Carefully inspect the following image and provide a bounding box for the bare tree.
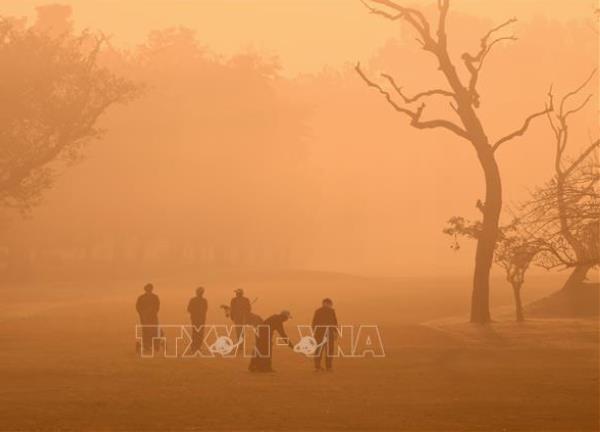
[494,234,540,322]
[446,71,599,318]
[0,17,139,213]
[356,0,550,323]
[517,70,599,290]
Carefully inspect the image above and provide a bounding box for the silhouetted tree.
[357,0,550,323]
[445,72,599,318]
[494,235,540,322]
[0,15,138,212]
[444,217,541,321]
[516,71,599,291]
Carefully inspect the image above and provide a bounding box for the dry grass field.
[0,272,597,431]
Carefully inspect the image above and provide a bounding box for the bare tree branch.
[362,0,435,50]
[564,93,593,120]
[369,0,430,32]
[546,69,597,174]
[493,107,551,151]
[359,0,402,20]
[564,139,600,178]
[437,0,450,47]
[462,17,517,107]
[559,68,597,116]
[380,73,455,103]
[356,62,469,139]
[355,62,416,116]
[545,87,560,140]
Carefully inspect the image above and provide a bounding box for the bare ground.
[0,272,597,431]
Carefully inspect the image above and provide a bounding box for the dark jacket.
[264,314,289,340]
[230,296,251,323]
[187,296,208,324]
[312,306,338,340]
[136,293,160,324]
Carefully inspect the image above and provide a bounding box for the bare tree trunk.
[435,52,503,324]
[470,147,502,323]
[554,176,594,292]
[511,282,525,322]
[563,264,594,291]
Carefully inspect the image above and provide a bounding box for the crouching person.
[249,310,293,373]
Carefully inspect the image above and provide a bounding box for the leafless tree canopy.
[356,0,550,150]
[516,70,599,273]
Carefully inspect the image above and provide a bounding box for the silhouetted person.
[312,298,338,372]
[249,310,293,373]
[187,286,208,352]
[136,283,160,353]
[230,288,251,341]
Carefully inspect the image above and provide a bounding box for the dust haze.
[0,1,598,431]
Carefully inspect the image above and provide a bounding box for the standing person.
[136,283,160,353]
[312,298,338,372]
[230,289,251,341]
[187,286,208,353]
[249,310,294,373]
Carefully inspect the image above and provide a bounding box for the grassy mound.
[526,282,599,318]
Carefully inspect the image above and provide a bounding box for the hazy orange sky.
[1,0,597,278]
[4,0,597,75]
